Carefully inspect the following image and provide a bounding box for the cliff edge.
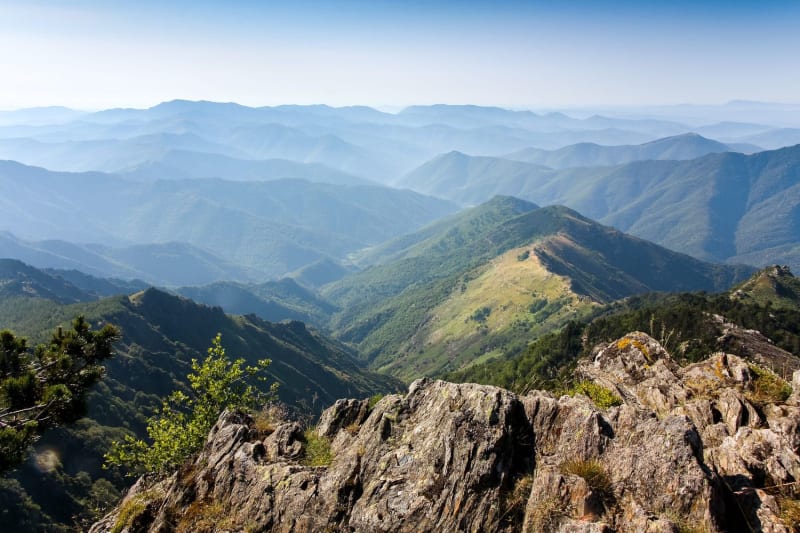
[92,332,800,532]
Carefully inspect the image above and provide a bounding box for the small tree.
[0,317,119,472]
[105,333,276,476]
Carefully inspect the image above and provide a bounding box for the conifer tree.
[0,317,119,472]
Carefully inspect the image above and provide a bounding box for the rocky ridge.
[92,332,800,532]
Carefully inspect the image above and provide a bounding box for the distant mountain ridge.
[4,100,797,187]
[400,144,800,270]
[0,160,457,281]
[504,133,756,168]
[123,149,372,186]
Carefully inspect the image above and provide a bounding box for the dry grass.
[251,403,289,437]
[526,496,568,532]
[560,459,612,497]
[176,499,232,533]
[110,487,165,533]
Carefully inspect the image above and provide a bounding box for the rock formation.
[92,332,800,532]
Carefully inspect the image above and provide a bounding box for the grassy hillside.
[730,265,800,311]
[449,268,800,393]
[324,198,751,380]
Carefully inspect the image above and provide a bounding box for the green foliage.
[367,393,384,410]
[469,306,491,323]
[105,334,276,476]
[747,364,792,406]
[450,289,800,395]
[301,428,333,467]
[447,320,585,393]
[0,317,119,472]
[569,381,622,409]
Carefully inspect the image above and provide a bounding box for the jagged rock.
[263,421,304,461]
[92,333,800,533]
[713,314,800,375]
[316,398,370,439]
[790,370,800,406]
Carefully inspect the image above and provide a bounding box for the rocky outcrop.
[92,333,800,533]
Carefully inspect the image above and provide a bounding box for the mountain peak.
[731,264,800,310]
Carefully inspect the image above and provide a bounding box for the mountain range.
[3,99,800,531]
[504,132,759,168]
[400,143,800,270]
[0,160,457,282]
[2,100,798,184]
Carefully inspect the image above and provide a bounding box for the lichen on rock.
[91,333,800,533]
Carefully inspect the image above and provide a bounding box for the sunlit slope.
[325,198,752,381]
[375,244,599,378]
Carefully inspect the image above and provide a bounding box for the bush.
[367,393,384,410]
[747,364,792,406]
[569,381,622,409]
[105,334,276,476]
[302,428,333,467]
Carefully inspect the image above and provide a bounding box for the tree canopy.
[0,316,119,472]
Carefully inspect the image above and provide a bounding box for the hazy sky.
[1,0,799,109]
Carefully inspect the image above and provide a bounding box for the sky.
[1,0,799,110]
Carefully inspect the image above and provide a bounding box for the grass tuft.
[302,428,333,467]
[560,458,612,497]
[569,381,622,409]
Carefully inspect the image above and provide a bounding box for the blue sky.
[1,0,798,109]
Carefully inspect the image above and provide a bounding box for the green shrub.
[302,428,333,467]
[747,364,792,406]
[469,306,491,323]
[569,381,622,409]
[367,393,384,410]
[105,334,276,476]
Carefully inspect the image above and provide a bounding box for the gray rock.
[92,333,799,533]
